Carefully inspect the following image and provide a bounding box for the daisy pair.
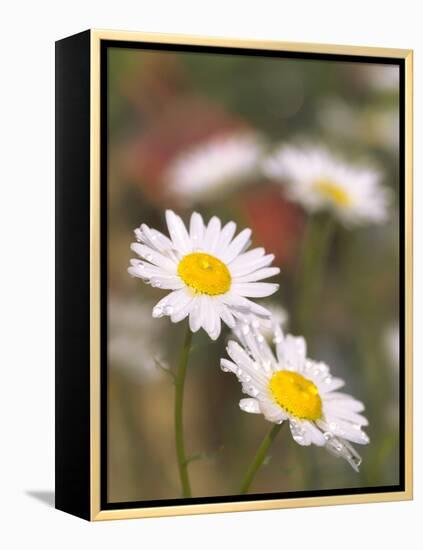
[128,210,280,340]
[221,321,369,471]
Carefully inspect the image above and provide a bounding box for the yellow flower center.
[269,371,322,421]
[314,179,351,207]
[177,252,231,295]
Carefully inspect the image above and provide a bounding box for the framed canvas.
[55,29,413,521]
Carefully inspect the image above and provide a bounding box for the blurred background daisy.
[107,47,401,502]
[165,132,263,204]
[263,145,390,226]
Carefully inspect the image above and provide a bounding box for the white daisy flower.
[165,133,263,202]
[263,145,390,226]
[128,210,280,341]
[221,322,369,471]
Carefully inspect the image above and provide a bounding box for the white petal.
[289,419,312,446]
[323,402,368,426]
[229,247,265,269]
[277,335,307,372]
[222,293,272,318]
[220,358,238,374]
[151,288,190,317]
[140,224,174,252]
[231,282,279,298]
[318,376,345,394]
[260,398,287,423]
[170,292,196,323]
[323,393,365,412]
[202,296,217,338]
[203,216,221,253]
[234,267,280,283]
[189,212,205,247]
[324,437,362,472]
[149,275,185,290]
[165,210,191,253]
[128,265,145,278]
[226,341,269,390]
[303,421,326,446]
[216,221,237,251]
[189,300,202,332]
[238,324,276,368]
[221,228,252,263]
[239,398,261,414]
[317,418,369,445]
[230,253,276,277]
[217,301,236,328]
[131,243,177,274]
[209,314,222,341]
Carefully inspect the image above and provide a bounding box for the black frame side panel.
[55,29,91,521]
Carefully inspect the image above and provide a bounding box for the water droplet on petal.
[240,400,258,413]
[152,306,164,318]
[262,360,272,372]
[241,324,250,335]
[164,305,173,315]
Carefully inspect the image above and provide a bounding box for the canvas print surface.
[105,45,401,505]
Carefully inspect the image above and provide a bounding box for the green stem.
[294,214,336,337]
[239,423,283,494]
[174,325,193,498]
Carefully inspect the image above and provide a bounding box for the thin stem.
[293,214,336,336]
[239,423,283,494]
[174,325,193,498]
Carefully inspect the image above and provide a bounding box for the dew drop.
[262,360,272,372]
[241,324,250,335]
[152,306,163,318]
[241,400,258,413]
